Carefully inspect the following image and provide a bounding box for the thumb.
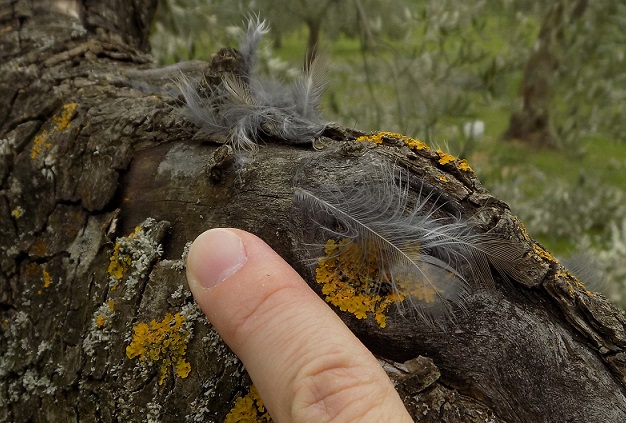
[186,228,412,423]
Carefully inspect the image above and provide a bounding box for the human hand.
[186,228,413,422]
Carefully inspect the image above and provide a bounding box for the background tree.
[503,0,626,149]
[503,0,588,147]
[2,1,626,422]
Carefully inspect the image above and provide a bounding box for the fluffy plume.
[239,15,270,76]
[294,164,526,325]
[175,16,326,151]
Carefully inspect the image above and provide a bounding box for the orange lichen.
[356,133,384,144]
[107,300,115,311]
[95,315,106,328]
[126,312,192,385]
[224,385,272,423]
[42,269,51,288]
[107,226,142,280]
[435,150,476,174]
[436,149,457,165]
[404,137,429,151]
[52,103,77,131]
[36,268,52,295]
[315,239,413,328]
[356,131,430,152]
[458,159,474,172]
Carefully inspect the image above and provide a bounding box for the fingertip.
[186,228,248,290]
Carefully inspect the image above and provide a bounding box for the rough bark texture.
[2,2,626,422]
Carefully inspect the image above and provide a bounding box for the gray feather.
[175,16,327,151]
[291,54,327,120]
[294,164,526,325]
[239,15,269,76]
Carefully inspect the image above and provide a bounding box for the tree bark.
[503,0,588,147]
[2,2,626,422]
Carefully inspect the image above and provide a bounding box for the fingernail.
[187,228,247,289]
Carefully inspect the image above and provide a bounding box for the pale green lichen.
[106,219,164,298]
[82,301,116,357]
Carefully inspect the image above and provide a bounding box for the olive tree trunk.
[503,0,588,147]
[2,2,626,422]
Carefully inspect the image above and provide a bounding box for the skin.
[186,228,413,423]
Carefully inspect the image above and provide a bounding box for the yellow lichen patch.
[315,239,411,328]
[533,244,556,263]
[96,314,107,328]
[458,159,474,173]
[31,103,77,159]
[396,276,439,303]
[107,226,142,280]
[356,133,384,144]
[31,130,51,159]
[433,149,475,173]
[34,267,51,296]
[106,300,115,311]
[438,175,449,183]
[555,268,593,296]
[52,103,77,131]
[356,131,430,152]
[126,312,192,385]
[518,222,532,242]
[42,269,51,288]
[404,137,429,151]
[224,385,272,423]
[11,206,24,219]
[436,149,457,165]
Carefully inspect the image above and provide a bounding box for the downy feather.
[291,53,327,119]
[175,16,327,151]
[294,164,525,325]
[239,15,269,77]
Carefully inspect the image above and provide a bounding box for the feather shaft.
[295,164,525,326]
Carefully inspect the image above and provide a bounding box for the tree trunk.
[503,0,588,147]
[2,2,626,422]
[305,18,321,66]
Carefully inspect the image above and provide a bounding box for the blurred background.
[150,0,626,307]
